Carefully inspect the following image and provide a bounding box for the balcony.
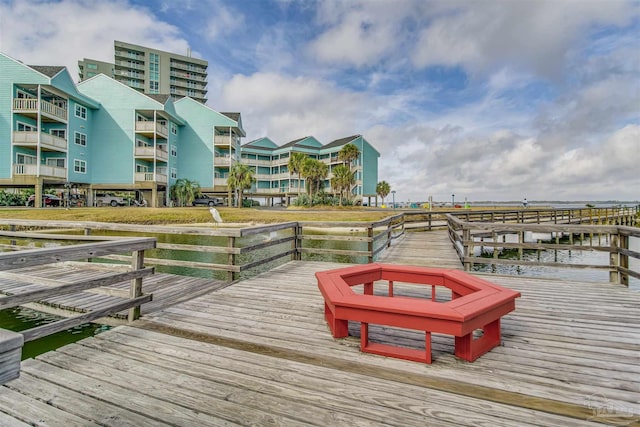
[170,62,207,75]
[13,98,67,123]
[214,156,236,166]
[135,121,168,139]
[255,187,293,194]
[214,178,228,186]
[13,131,67,152]
[117,70,145,79]
[134,146,169,162]
[241,158,271,167]
[214,134,240,146]
[170,70,207,83]
[135,172,167,184]
[13,163,66,179]
[115,60,145,70]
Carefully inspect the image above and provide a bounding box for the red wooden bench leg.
[455,319,501,362]
[324,302,348,338]
[361,322,369,350]
[364,282,373,295]
[425,331,432,364]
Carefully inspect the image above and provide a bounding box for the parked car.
[26,194,62,207]
[192,195,224,207]
[95,193,127,207]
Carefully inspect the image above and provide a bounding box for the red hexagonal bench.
[316,264,520,363]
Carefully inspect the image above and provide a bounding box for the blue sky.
[1,0,638,203]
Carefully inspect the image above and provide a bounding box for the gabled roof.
[221,112,240,121]
[147,94,172,104]
[322,135,360,150]
[28,65,65,78]
[280,136,309,148]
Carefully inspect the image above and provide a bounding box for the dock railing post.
[292,224,301,261]
[227,236,236,282]
[368,225,374,263]
[463,227,472,271]
[128,249,145,322]
[619,232,629,287]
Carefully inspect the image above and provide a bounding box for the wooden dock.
[0,263,227,322]
[0,258,638,425]
[377,230,462,269]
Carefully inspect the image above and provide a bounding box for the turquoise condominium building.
[0,52,379,207]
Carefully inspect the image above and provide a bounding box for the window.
[136,164,149,173]
[51,129,66,139]
[87,72,96,77]
[46,158,65,168]
[171,145,177,157]
[74,159,86,173]
[74,131,87,146]
[170,168,177,179]
[16,153,36,164]
[150,81,159,93]
[16,89,33,99]
[136,139,149,147]
[75,105,87,119]
[186,89,196,97]
[171,123,177,135]
[52,99,67,109]
[16,122,37,131]
[87,63,98,70]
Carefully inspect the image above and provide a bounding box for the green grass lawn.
[0,206,396,225]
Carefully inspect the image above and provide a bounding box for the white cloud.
[0,0,190,82]
[412,0,635,78]
[309,0,418,68]
[217,72,370,143]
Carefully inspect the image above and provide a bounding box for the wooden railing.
[0,231,156,382]
[0,204,636,284]
[0,219,405,282]
[446,214,640,286]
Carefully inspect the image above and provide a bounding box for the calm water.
[0,306,110,360]
[472,232,640,290]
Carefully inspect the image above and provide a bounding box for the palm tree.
[338,143,360,201]
[331,164,355,206]
[227,163,256,208]
[170,179,201,207]
[288,152,307,199]
[376,181,391,207]
[338,143,360,167]
[301,158,328,205]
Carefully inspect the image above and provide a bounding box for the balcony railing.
[214,134,240,145]
[13,98,67,122]
[13,163,66,179]
[115,60,145,70]
[135,172,167,184]
[254,187,296,194]
[241,158,271,167]
[214,178,228,186]
[170,62,207,74]
[214,156,236,166]
[134,146,169,162]
[135,121,168,138]
[169,71,207,83]
[12,131,67,152]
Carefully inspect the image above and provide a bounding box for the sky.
[0,0,638,203]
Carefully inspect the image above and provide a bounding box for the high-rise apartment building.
[77,40,208,104]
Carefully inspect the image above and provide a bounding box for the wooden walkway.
[1,258,638,425]
[0,263,227,322]
[378,230,462,269]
